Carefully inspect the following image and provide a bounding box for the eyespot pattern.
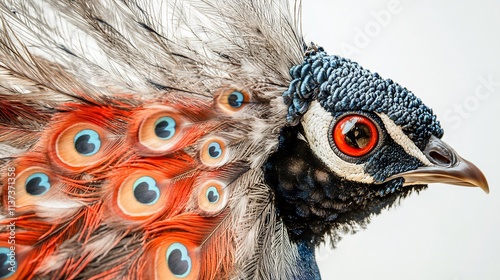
[154,240,200,280]
[166,242,192,278]
[11,167,58,208]
[115,171,167,219]
[227,91,244,108]
[133,176,160,205]
[200,138,228,166]
[73,129,101,156]
[208,142,222,159]
[331,114,380,158]
[216,87,251,113]
[197,180,228,215]
[154,117,176,140]
[205,186,219,203]
[53,123,108,168]
[0,247,16,279]
[136,108,184,153]
[25,173,51,196]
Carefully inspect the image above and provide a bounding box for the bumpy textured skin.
[283,47,443,149]
[0,1,448,280]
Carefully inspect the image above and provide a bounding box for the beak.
[385,135,489,193]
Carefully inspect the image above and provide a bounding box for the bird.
[0,0,489,279]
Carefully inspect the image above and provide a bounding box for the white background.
[302,1,500,279]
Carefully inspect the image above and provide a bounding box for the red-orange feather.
[0,91,244,279]
[0,0,298,278]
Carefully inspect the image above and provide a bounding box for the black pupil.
[74,134,95,155]
[0,252,10,277]
[344,123,372,149]
[26,177,47,195]
[168,249,189,276]
[134,181,157,204]
[207,190,218,203]
[208,145,220,158]
[228,93,241,108]
[155,120,171,138]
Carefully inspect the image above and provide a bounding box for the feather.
[1,1,488,279]
[0,1,307,278]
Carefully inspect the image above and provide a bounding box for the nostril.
[429,150,452,166]
[424,135,458,167]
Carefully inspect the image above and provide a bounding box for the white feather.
[378,113,433,166]
[0,0,306,278]
[302,100,376,183]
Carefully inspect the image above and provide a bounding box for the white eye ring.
[301,101,375,184]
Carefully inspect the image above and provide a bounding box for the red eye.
[332,114,379,157]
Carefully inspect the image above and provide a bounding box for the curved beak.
[385,136,489,193]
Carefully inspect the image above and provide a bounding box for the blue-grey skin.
[283,46,443,149]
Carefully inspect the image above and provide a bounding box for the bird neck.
[294,241,322,280]
[265,125,340,244]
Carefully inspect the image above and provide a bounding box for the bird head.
[265,46,489,245]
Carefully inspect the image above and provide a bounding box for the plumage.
[0,1,489,279]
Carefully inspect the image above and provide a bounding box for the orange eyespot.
[115,171,168,219]
[216,87,251,113]
[154,240,200,280]
[52,123,109,168]
[199,138,228,166]
[332,114,379,157]
[0,243,29,279]
[134,107,185,154]
[11,167,59,208]
[197,180,228,215]
[0,246,16,278]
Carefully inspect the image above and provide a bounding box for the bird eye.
[332,114,379,158]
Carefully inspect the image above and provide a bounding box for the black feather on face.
[265,46,488,245]
[264,124,427,245]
